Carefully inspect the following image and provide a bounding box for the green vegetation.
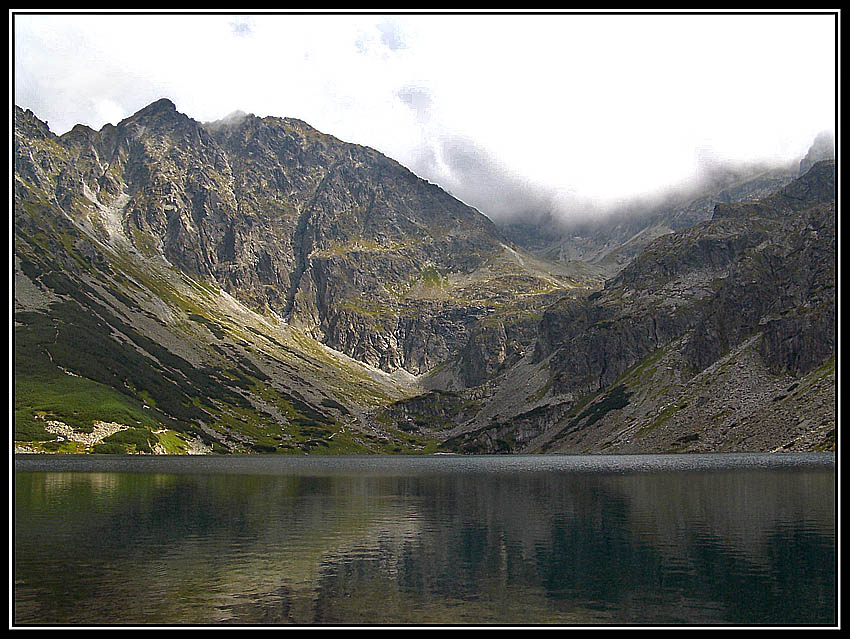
[13,215,318,455]
[13,413,55,443]
[153,430,191,454]
[93,428,156,454]
[419,265,446,287]
[14,372,161,437]
[14,310,168,438]
[636,399,688,439]
[617,346,666,386]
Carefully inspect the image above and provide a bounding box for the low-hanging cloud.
[395,83,597,224]
[408,133,597,225]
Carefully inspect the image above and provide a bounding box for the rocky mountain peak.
[14,104,55,140]
[116,98,196,140]
[14,99,579,378]
[136,96,178,115]
[712,158,835,220]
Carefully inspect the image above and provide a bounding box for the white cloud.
[92,98,126,128]
[13,11,837,219]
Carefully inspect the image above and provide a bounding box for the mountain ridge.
[13,99,836,455]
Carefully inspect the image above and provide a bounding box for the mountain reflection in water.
[14,454,835,626]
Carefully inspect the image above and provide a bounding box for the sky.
[12,10,838,222]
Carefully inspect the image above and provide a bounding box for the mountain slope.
[13,100,586,454]
[388,160,836,454]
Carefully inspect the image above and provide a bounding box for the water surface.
[14,453,836,626]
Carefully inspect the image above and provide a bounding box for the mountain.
[13,99,836,455]
[400,159,836,454]
[13,100,586,454]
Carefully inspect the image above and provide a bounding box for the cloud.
[229,18,254,37]
[377,20,408,51]
[407,133,590,223]
[12,11,837,223]
[396,85,432,120]
[92,98,127,128]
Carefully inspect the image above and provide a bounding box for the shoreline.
[13,450,836,477]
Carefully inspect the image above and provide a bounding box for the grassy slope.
[13,196,432,455]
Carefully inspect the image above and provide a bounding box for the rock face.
[13,98,835,455]
[550,160,833,389]
[15,101,581,378]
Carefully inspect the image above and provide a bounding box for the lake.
[13,453,836,627]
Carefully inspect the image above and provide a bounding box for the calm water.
[14,453,836,626]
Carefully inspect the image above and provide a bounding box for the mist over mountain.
[403,123,833,282]
[13,99,835,455]
[495,149,827,278]
[798,130,835,176]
